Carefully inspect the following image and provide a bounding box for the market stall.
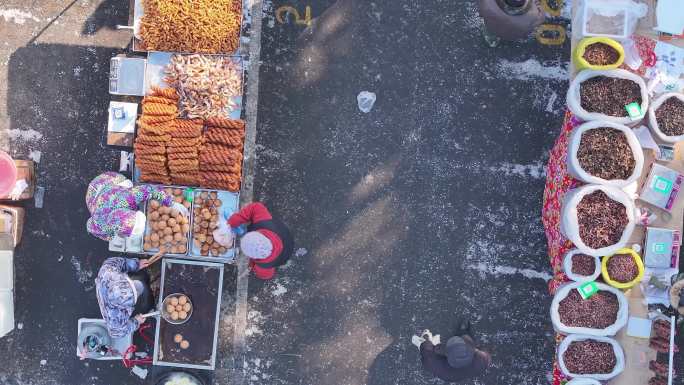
[77,0,248,379]
[544,1,683,384]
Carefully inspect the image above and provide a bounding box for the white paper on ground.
[626,316,652,338]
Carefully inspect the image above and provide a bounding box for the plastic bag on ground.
[567,69,649,126]
[550,281,629,336]
[567,121,644,187]
[560,184,636,257]
[563,249,602,283]
[558,334,625,380]
[648,92,684,143]
[357,91,376,113]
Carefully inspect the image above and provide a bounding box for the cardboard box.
[0,205,24,248]
[0,160,35,201]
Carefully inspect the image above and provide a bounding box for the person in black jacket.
[412,321,491,382]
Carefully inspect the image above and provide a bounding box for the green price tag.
[625,102,643,120]
[578,281,599,299]
[183,188,195,202]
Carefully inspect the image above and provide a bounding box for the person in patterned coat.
[85,172,175,241]
[95,256,158,338]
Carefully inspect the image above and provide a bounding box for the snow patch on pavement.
[271,280,287,297]
[497,59,568,81]
[8,129,43,142]
[488,160,546,179]
[70,256,94,291]
[294,247,307,257]
[469,262,552,282]
[245,310,265,337]
[0,9,40,24]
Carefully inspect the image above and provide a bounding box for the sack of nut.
[562,249,602,283]
[566,69,649,126]
[551,281,629,336]
[566,379,601,385]
[560,184,636,257]
[566,121,644,188]
[648,92,684,143]
[558,334,625,380]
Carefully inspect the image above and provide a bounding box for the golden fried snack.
[201,171,239,182]
[170,164,200,173]
[137,165,169,176]
[136,133,172,142]
[200,163,241,173]
[142,103,178,116]
[169,137,202,147]
[170,126,202,138]
[169,158,199,167]
[140,173,172,185]
[205,127,244,139]
[202,179,240,192]
[172,176,201,186]
[136,154,167,163]
[175,119,204,129]
[168,151,199,160]
[150,86,180,100]
[168,145,200,154]
[201,143,240,154]
[137,121,174,136]
[134,145,166,155]
[139,114,176,124]
[203,131,243,147]
[143,96,178,105]
[206,117,245,130]
[199,151,240,165]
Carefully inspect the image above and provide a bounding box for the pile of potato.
[192,190,229,256]
[143,188,191,253]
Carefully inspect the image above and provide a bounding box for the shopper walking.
[217,202,293,280]
[412,320,491,382]
[478,0,545,47]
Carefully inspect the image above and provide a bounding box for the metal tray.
[130,0,245,56]
[153,258,223,370]
[187,189,239,263]
[141,185,193,257]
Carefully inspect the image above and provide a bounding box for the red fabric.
[229,202,283,280]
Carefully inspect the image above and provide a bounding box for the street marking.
[275,5,312,26]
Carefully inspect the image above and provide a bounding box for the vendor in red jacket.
[227,202,294,280]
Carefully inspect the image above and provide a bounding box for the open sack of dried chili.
[567,121,644,188]
[558,334,625,380]
[567,69,649,126]
[550,281,628,336]
[561,184,636,257]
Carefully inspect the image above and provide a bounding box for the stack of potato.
[199,117,245,192]
[134,87,179,185]
[168,118,202,186]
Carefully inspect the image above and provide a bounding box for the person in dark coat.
[412,321,491,382]
[226,202,293,280]
[478,0,545,47]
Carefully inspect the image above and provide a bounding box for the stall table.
[153,258,224,370]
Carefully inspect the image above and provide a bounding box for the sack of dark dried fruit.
[566,379,602,385]
[562,249,602,283]
[601,248,644,289]
[567,121,644,187]
[558,334,625,380]
[567,69,649,126]
[551,281,628,336]
[561,184,636,257]
[648,92,684,143]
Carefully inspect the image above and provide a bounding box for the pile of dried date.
[580,76,642,117]
[582,42,620,66]
[655,96,684,137]
[558,289,619,328]
[571,253,596,276]
[563,340,617,374]
[606,254,638,283]
[576,190,628,249]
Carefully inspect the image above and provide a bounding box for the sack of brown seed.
[558,334,625,380]
[551,281,628,336]
[561,184,636,257]
[567,121,644,187]
[562,249,602,283]
[566,379,602,385]
[567,69,649,126]
[648,92,684,143]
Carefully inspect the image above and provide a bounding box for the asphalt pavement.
[0,1,572,384]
